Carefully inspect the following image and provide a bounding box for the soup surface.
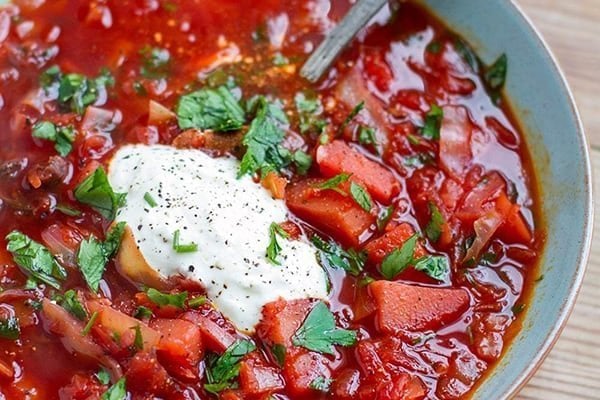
[0,1,543,399]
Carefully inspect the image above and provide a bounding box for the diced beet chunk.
[239,354,284,396]
[370,281,470,332]
[284,350,331,397]
[257,299,314,347]
[151,318,203,381]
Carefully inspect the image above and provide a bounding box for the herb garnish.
[82,311,99,336]
[172,229,198,253]
[358,125,377,147]
[349,181,373,212]
[311,235,365,277]
[292,302,357,355]
[413,255,449,281]
[421,104,443,140]
[380,234,419,280]
[266,222,290,265]
[55,289,88,321]
[271,343,286,366]
[96,368,111,385]
[143,192,157,207]
[0,316,20,340]
[310,376,333,392]
[292,150,312,175]
[101,377,127,400]
[313,173,351,195]
[176,86,245,132]
[6,231,67,289]
[485,54,508,91]
[146,288,188,309]
[32,121,76,157]
[425,202,445,243]
[204,340,256,394]
[377,205,394,231]
[339,101,364,134]
[139,46,170,79]
[295,92,326,134]
[74,167,126,220]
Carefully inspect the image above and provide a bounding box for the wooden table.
[514,1,600,398]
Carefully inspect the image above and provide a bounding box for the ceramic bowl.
[417,0,593,398]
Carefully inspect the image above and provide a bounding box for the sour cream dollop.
[108,144,328,331]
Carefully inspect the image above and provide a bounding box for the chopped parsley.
[76,222,126,293]
[292,302,357,355]
[55,203,82,217]
[188,295,207,308]
[377,205,394,231]
[32,121,76,157]
[272,52,289,66]
[485,53,508,91]
[512,303,525,315]
[74,167,126,220]
[101,377,127,400]
[81,311,99,336]
[204,340,256,394]
[55,289,88,321]
[413,255,450,281]
[96,368,111,385]
[143,192,157,207]
[380,234,418,280]
[133,306,153,320]
[425,202,445,243]
[311,235,365,277]
[238,96,291,177]
[176,86,245,132]
[453,37,479,71]
[358,125,377,147]
[172,229,198,253]
[292,150,312,175]
[421,104,443,140]
[349,181,373,212]
[426,40,442,54]
[131,325,143,350]
[294,92,326,134]
[146,288,188,309]
[271,343,286,366]
[6,230,67,289]
[0,316,20,340]
[339,101,364,134]
[266,222,290,265]
[313,173,351,195]
[139,46,170,79]
[310,376,333,392]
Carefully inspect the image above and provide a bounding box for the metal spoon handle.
[300,0,389,82]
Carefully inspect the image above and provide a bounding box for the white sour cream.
[108,144,328,332]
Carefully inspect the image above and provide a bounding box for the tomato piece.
[151,318,203,381]
[256,299,313,347]
[285,178,374,248]
[239,354,284,396]
[181,310,237,353]
[363,223,426,265]
[87,300,161,354]
[125,352,172,396]
[370,281,470,332]
[316,140,400,203]
[284,350,331,397]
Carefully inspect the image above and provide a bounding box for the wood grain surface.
[514,1,600,399]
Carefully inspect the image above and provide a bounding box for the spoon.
[300,0,389,82]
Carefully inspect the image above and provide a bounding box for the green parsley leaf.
[485,53,508,91]
[133,306,153,320]
[74,167,126,220]
[421,104,443,140]
[81,311,99,336]
[310,376,333,392]
[358,125,377,147]
[453,37,479,71]
[339,101,364,134]
[380,234,418,280]
[292,150,312,175]
[146,288,188,309]
[204,340,256,394]
[53,69,114,114]
[6,230,67,289]
[272,52,289,66]
[56,289,88,321]
[294,92,326,134]
[413,255,449,281]
[143,192,157,207]
[512,303,525,315]
[377,205,394,231]
[349,181,372,212]
[239,96,291,177]
[188,295,207,308]
[266,222,290,265]
[176,86,245,132]
[101,377,127,400]
[313,173,351,196]
[32,121,76,157]
[96,368,111,385]
[131,325,143,350]
[139,46,170,79]
[40,65,61,89]
[311,235,365,277]
[292,302,357,355]
[76,222,126,292]
[425,202,445,243]
[172,229,198,253]
[271,343,286,366]
[55,203,82,217]
[0,316,20,340]
[426,41,442,54]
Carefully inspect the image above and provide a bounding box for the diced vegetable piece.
[495,195,533,243]
[286,179,374,248]
[456,172,506,223]
[40,299,122,380]
[257,299,313,347]
[283,351,331,397]
[239,354,284,396]
[363,223,426,266]
[370,281,470,332]
[331,369,361,400]
[125,352,172,396]
[316,140,399,203]
[261,171,287,200]
[439,106,474,181]
[151,318,203,381]
[181,311,237,353]
[87,300,160,353]
[148,100,176,125]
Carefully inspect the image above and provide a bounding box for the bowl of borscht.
[0,0,591,399]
